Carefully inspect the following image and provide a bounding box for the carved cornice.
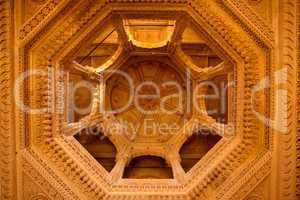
[22,149,78,199]
[216,152,271,200]
[19,0,72,42]
[220,0,274,46]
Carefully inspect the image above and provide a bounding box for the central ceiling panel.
[106,59,189,142]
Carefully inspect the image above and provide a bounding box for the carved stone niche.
[19,0,272,199]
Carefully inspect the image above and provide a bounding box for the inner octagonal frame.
[17,0,273,199]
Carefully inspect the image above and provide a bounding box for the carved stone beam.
[173,46,231,80]
[173,46,205,73]
[130,49,169,57]
[112,14,133,52]
[167,115,210,151]
[193,83,209,115]
[167,15,189,54]
[196,61,230,81]
[90,84,103,115]
[95,46,130,74]
[166,153,186,183]
[194,113,233,138]
[63,122,85,137]
[110,151,130,183]
[168,113,231,152]
[63,113,103,137]
[64,86,104,137]
[102,114,130,150]
[72,61,103,81]
[193,79,233,138]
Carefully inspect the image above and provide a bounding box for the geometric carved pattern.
[19,0,71,41]
[0,0,299,199]
[20,0,270,198]
[245,176,270,200]
[23,174,47,200]
[222,0,274,45]
[22,150,78,199]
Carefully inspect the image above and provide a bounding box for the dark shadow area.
[123,156,173,179]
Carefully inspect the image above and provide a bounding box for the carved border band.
[0,0,15,199]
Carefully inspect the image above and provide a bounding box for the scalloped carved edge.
[0,0,15,199]
[278,0,298,199]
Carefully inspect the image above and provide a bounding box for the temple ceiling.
[1,0,299,199]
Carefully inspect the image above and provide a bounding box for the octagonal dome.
[63,13,233,184]
[18,1,271,197]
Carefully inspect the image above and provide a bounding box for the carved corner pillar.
[110,152,130,183]
[167,153,186,183]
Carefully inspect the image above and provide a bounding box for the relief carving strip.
[30,1,110,198]
[296,0,300,198]
[277,0,298,199]
[22,149,79,200]
[0,0,15,199]
[19,0,71,42]
[188,0,266,195]
[216,152,272,200]
[221,0,274,45]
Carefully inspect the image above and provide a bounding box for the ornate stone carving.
[18,0,266,197]
[220,0,274,45]
[0,0,15,199]
[22,150,79,199]
[23,0,48,22]
[23,174,47,200]
[245,176,269,200]
[0,0,298,199]
[246,0,272,23]
[19,0,74,41]
[276,0,298,199]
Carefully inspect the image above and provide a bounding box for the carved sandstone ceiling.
[64,13,233,182]
[15,0,277,199]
